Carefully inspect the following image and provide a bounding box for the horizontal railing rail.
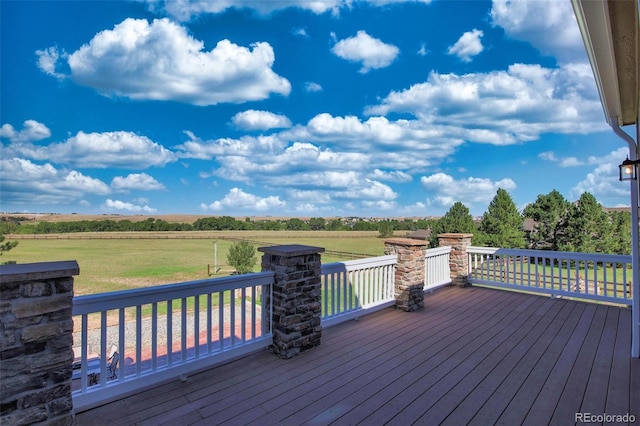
[72,272,273,411]
[320,255,397,327]
[424,245,452,290]
[467,246,633,305]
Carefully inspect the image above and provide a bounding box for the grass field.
[2,231,391,296]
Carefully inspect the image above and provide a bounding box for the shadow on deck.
[75,286,640,425]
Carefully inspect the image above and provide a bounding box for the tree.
[440,202,476,233]
[479,188,526,248]
[226,240,257,274]
[285,218,307,231]
[430,202,476,246]
[558,192,612,253]
[308,217,326,231]
[609,211,632,255]
[378,220,394,238]
[0,234,18,256]
[522,189,571,250]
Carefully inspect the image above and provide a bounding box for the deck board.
[75,286,640,426]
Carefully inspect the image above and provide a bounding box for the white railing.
[467,247,633,305]
[424,245,452,290]
[72,272,273,411]
[320,255,397,327]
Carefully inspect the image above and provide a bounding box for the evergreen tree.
[522,189,571,250]
[557,192,612,253]
[609,211,632,255]
[440,202,476,233]
[226,240,257,274]
[479,188,526,248]
[430,202,476,246]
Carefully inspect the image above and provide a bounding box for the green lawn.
[2,231,389,295]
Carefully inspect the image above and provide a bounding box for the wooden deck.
[75,286,640,425]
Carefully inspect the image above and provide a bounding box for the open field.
[1,231,391,296]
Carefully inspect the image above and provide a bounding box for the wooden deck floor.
[75,286,640,426]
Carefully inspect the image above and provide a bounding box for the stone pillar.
[1,261,80,426]
[259,245,324,359]
[438,233,473,287]
[383,238,429,312]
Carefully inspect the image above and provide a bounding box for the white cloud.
[111,173,165,192]
[420,172,516,210]
[103,198,157,213]
[538,151,558,162]
[0,120,51,143]
[232,110,292,131]
[417,43,429,56]
[47,18,290,106]
[145,0,431,21]
[369,169,412,183]
[293,27,309,38]
[366,63,607,145]
[304,82,323,93]
[571,148,632,203]
[0,158,110,204]
[447,29,484,62]
[202,187,286,212]
[1,123,176,169]
[539,151,583,167]
[331,30,399,73]
[178,113,462,188]
[176,132,283,161]
[490,0,584,64]
[43,131,176,169]
[35,46,66,78]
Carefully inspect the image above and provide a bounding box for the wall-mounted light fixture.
[619,157,640,181]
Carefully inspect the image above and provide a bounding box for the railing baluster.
[152,302,157,370]
[218,291,224,351]
[136,305,142,375]
[241,287,246,343]
[118,308,125,381]
[167,300,172,366]
[207,293,212,353]
[194,295,200,358]
[80,314,89,392]
[251,286,256,340]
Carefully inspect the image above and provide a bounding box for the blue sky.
[0,0,635,218]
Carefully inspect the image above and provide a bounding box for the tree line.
[0,215,430,234]
[0,188,632,255]
[426,189,631,255]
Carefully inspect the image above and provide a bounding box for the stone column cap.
[438,233,474,238]
[0,260,80,283]
[258,244,325,256]
[383,238,429,247]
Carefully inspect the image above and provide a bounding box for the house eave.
[571,0,639,127]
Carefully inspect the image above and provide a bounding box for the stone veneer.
[383,238,429,312]
[259,245,324,359]
[438,233,473,287]
[1,261,79,426]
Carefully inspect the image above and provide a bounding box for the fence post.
[438,233,473,287]
[259,244,325,359]
[0,261,80,425]
[383,238,429,312]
